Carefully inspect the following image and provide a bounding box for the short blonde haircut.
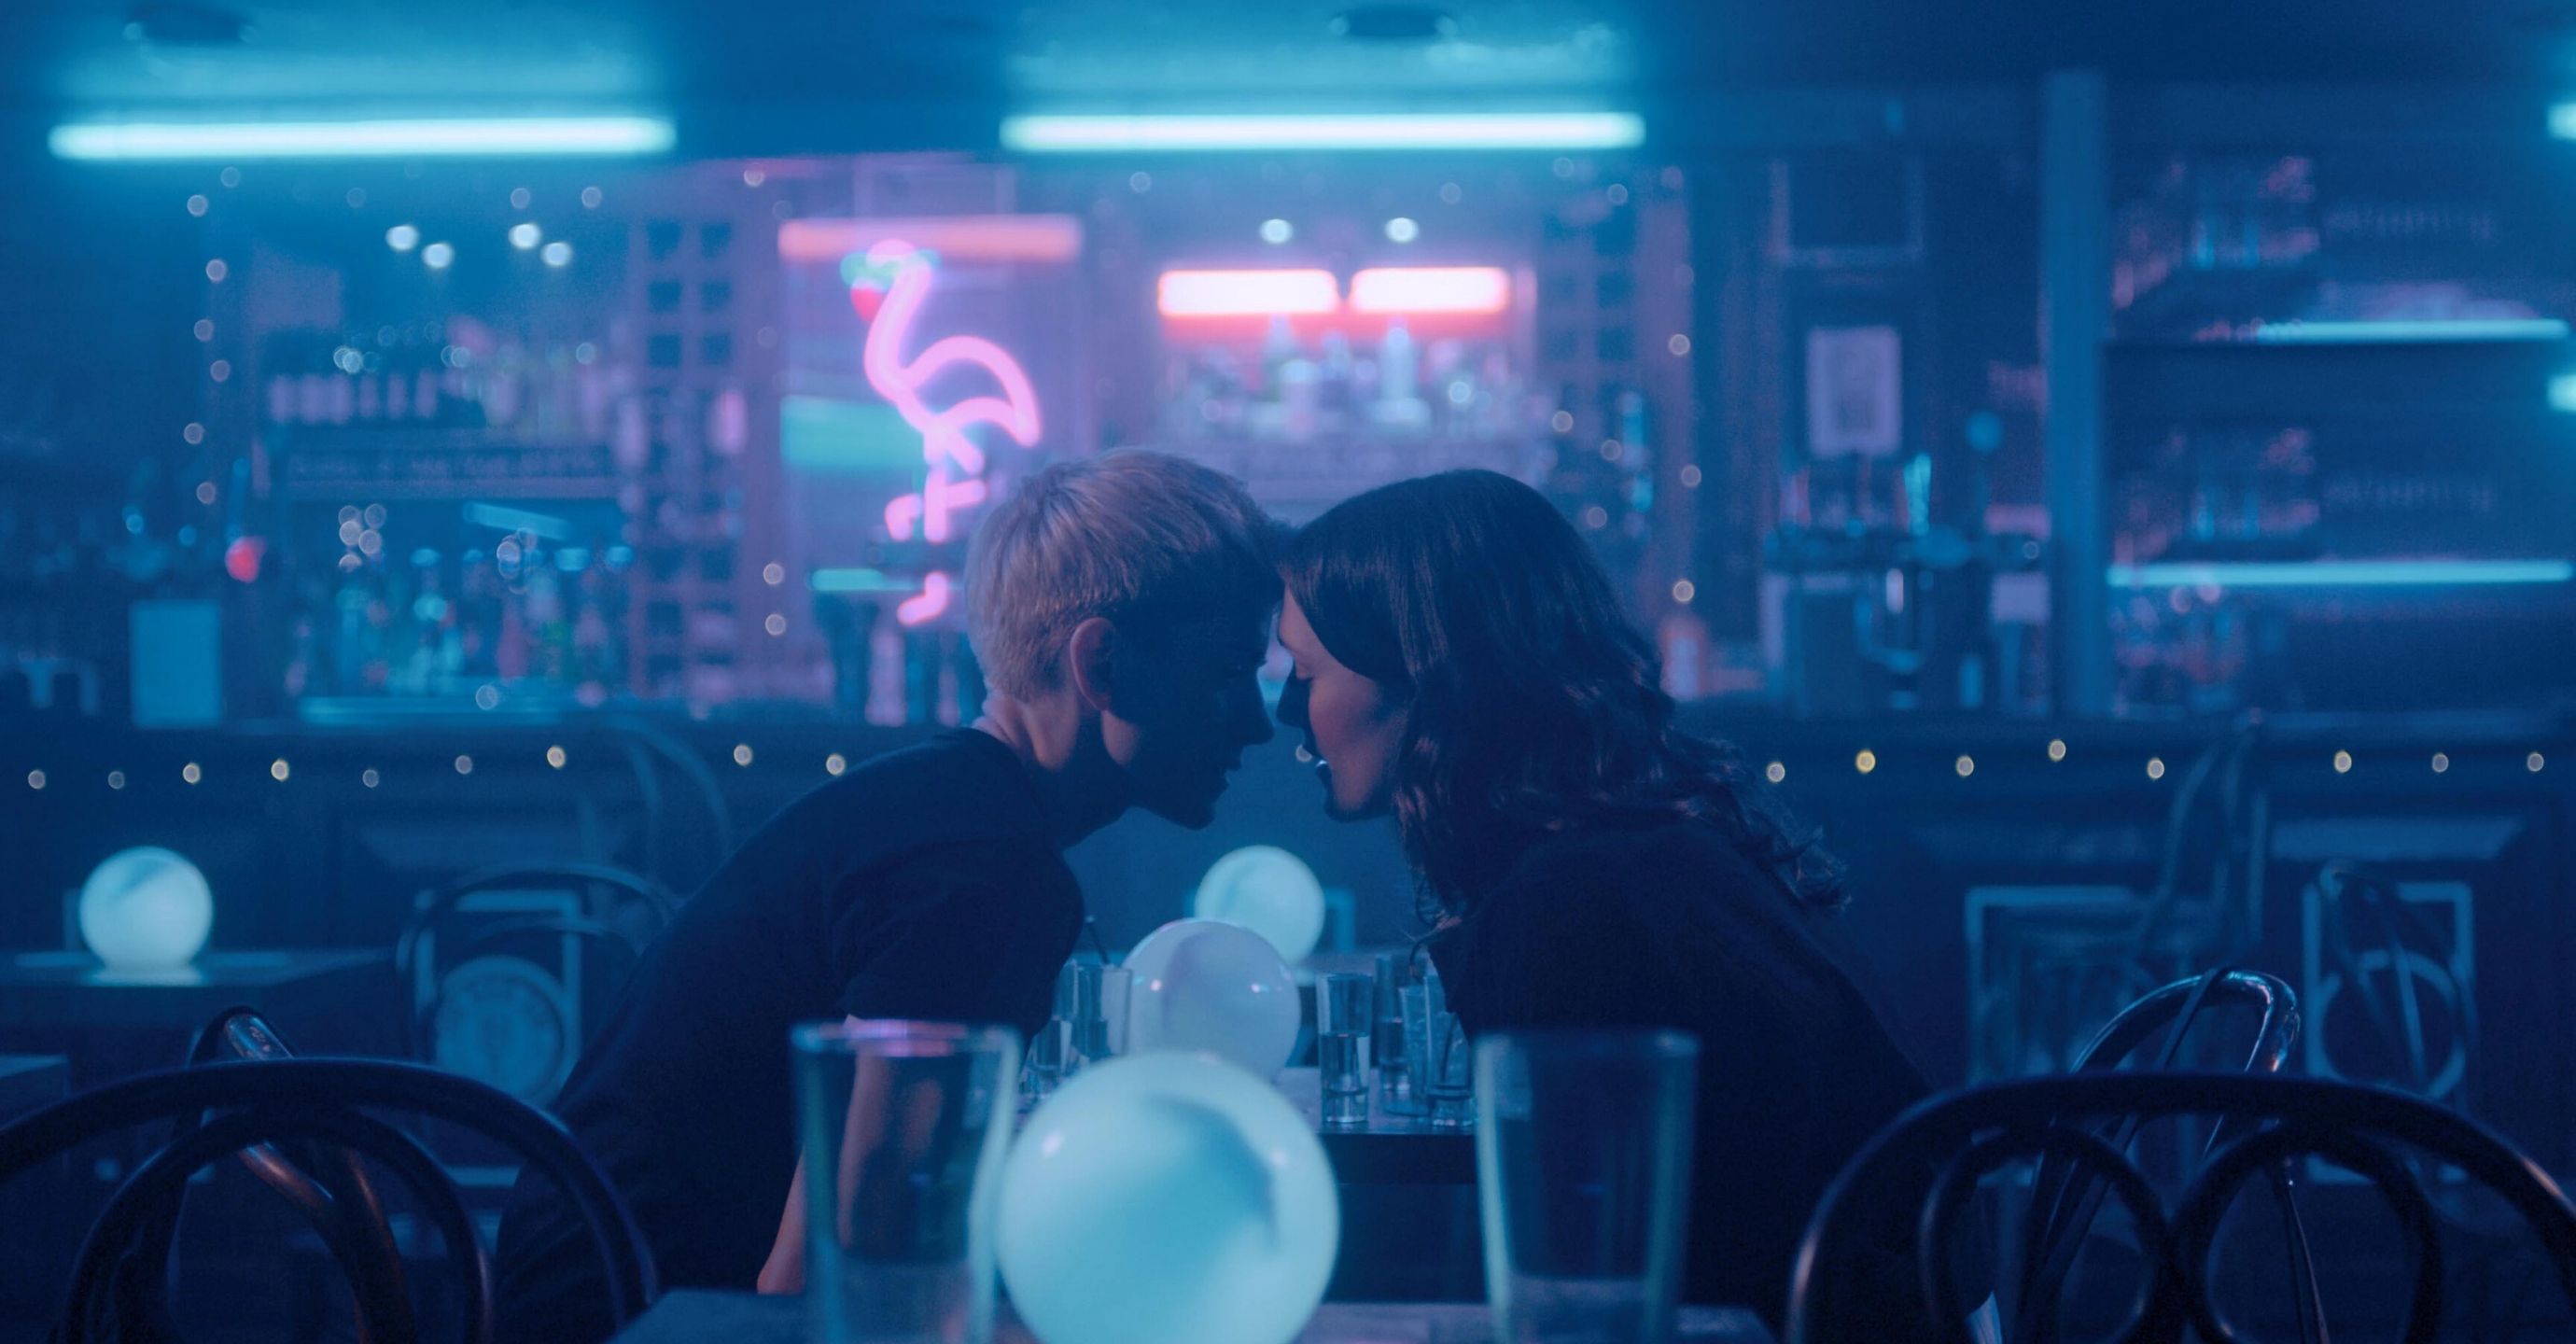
[966,451,1283,697]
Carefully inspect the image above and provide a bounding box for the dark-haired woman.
[1277,470,1940,1332]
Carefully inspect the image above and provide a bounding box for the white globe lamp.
[999,1051,1338,1344]
[78,847,214,974]
[1192,845,1326,964]
[1123,918,1301,1079]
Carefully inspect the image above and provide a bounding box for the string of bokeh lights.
[21,742,2550,796]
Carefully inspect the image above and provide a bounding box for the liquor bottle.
[265,350,296,426]
[484,342,525,430]
[332,559,371,693]
[579,352,610,441]
[1379,317,1418,406]
[458,550,498,676]
[415,336,441,424]
[525,554,568,684]
[1318,331,1354,419]
[1260,316,1298,399]
[569,547,609,691]
[385,336,412,421]
[496,567,530,681]
[1279,357,1319,441]
[299,338,330,426]
[327,342,355,426]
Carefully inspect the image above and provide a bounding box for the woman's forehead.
[1275,592,1323,649]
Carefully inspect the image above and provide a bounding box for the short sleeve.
[828,839,1084,1043]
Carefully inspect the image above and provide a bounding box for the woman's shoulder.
[1458,819,1812,963]
[1494,816,1784,904]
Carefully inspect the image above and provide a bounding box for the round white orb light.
[1192,845,1326,964]
[1000,1051,1338,1344]
[1123,917,1301,1079]
[78,847,213,973]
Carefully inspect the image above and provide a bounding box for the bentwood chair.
[1787,1072,2576,1344]
[2007,968,2314,1343]
[0,1057,656,1344]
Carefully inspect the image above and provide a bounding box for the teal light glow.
[461,502,572,539]
[808,567,916,595]
[2108,560,2576,589]
[49,116,675,161]
[2248,318,2570,344]
[780,395,920,474]
[2550,103,2576,138]
[2551,373,2576,413]
[841,247,943,287]
[1000,111,1645,154]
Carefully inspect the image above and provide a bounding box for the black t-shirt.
[1426,819,1933,1334]
[493,729,1084,1343]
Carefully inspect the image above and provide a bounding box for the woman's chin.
[1315,763,1357,819]
[1317,766,1391,821]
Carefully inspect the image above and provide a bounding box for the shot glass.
[1376,951,1422,1116]
[1018,1016,1070,1113]
[1316,971,1375,1129]
[1403,971,1474,1129]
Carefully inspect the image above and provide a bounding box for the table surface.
[1274,1067,1476,1185]
[0,949,390,1029]
[613,1290,1776,1343]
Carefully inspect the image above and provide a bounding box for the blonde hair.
[966,451,1282,697]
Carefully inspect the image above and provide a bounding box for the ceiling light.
[51,116,676,161]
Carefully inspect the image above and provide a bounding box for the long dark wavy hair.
[1283,469,1845,919]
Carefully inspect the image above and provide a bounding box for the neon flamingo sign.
[847,238,1043,623]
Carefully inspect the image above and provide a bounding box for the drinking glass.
[791,1020,1020,1344]
[1057,962,1132,1071]
[1474,1030,1699,1344]
[1376,952,1421,1115]
[1403,970,1474,1128]
[1019,1016,1070,1113]
[1315,971,1375,1128]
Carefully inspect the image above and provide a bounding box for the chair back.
[58,1008,425,1343]
[0,1058,657,1344]
[2017,968,2308,1343]
[195,1008,418,1343]
[397,862,675,1104]
[2070,967,2298,1074]
[2310,861,2475,1100]
[1787,1072,2576,1344]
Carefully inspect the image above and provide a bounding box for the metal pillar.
[2040,69,2112,717]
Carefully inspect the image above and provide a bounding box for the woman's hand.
[756,1157,809,1294]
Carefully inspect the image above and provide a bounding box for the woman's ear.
[1064,615,1119,713]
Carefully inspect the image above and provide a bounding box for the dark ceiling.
[7,0,2576,127]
